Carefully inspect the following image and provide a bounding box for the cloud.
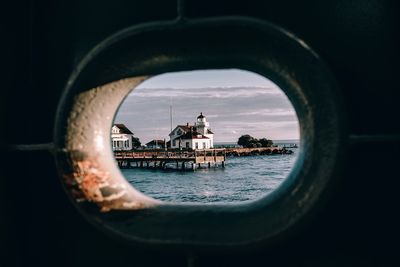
[115,86,299,143]
[125,86,285,99]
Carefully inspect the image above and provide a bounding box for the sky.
[114,69,299,144]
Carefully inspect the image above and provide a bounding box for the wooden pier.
[114,149,226,170]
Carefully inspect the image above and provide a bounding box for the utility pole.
[170,97,173,133]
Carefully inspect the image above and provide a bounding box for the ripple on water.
[121,148,299,203]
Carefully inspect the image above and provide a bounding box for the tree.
[238,134,256,148]
[238,135,274,148]
[259,138,273,147]
[132,136,141,148]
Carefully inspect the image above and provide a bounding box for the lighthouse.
[195,112,214,148]
[196,112,209,135]
[168,112,214,149]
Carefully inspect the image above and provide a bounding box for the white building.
[169,113,214,149]
[111,124,135,151]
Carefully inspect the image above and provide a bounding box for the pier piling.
[114,149,226,171]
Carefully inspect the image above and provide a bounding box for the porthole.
[54,17,345,247]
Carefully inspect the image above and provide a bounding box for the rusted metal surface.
[59,77,161,212]
[63,154,146,211]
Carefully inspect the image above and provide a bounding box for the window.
[195,142,198,149]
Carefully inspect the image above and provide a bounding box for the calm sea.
[121,140,299,203]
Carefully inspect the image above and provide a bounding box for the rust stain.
[76,159,111,202]
[62,154,132,212]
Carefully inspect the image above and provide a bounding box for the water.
[121,141,299,203]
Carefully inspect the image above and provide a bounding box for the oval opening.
[111,69,300,203]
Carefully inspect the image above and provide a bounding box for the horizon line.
[134,85,279,90]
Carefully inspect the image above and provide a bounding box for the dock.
[114,148,226,170]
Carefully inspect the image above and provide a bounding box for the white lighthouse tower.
[196,112,209,134]
[196,112,214,148]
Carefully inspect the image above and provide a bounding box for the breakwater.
[225,147,293,157]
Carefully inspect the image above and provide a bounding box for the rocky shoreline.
[224,147,293,157]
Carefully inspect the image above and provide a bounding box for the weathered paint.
[61,77,161,212]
